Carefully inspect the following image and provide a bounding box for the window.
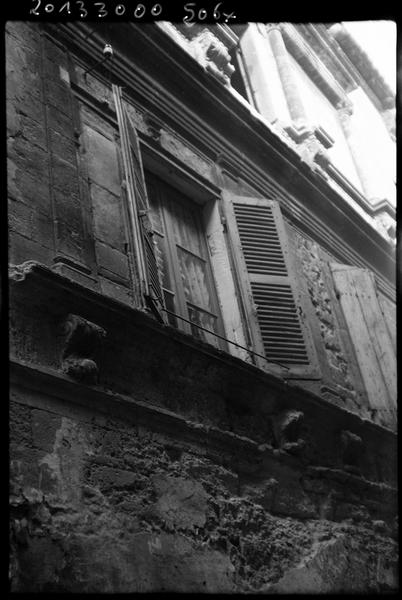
[113,83,226,348]
[113,83,319,374]
[145,172,225,349]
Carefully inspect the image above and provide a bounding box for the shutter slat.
[235,199,312,368]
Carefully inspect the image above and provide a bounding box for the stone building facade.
[8,19,397,592]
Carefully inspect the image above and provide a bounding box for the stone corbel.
[9,261,40,282]
[143,112,163,142]
[313,148,331,170]
[60,314,106,384]
[183,27,235,85]
[272,409,306,455]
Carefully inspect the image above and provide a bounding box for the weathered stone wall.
[10,389,398,593]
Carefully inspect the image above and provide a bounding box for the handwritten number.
[213,2,221,19]
[59,1,71,13]
[134,4,146,18]
[30,0,41,15]
[151,3,162,16]
[76,0,88,17]
[94,2,107,17]
[183,2,196,25]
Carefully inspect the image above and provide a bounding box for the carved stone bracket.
[9,261,40,282]
[272,409,305,455]
[143,112,163,142]
[173,25,235,85]
[60,314,106,384]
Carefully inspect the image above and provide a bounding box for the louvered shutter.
[112,85,165,321]
[330,264,396,429]
[223,194,319,378]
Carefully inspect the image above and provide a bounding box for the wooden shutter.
[112,85,165,321]
[330,264,396,429]
[223,194,320,378]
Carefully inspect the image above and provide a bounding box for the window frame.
[137,134,250,360]
[145,171,227,349]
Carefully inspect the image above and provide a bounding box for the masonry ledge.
[9,262,397,441]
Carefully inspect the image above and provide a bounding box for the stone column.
[237,23,278,121]
[267,25,308,129]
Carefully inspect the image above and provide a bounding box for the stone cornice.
[9,262,398,445]
[279,23,351,109]
[296,24,357,93]
[328,23,395,111]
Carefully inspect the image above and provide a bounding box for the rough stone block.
[9,200,33,238]
[152,475,209,529]
[53,189,83,233]
[43,37,69,68]
[51,156,80,196]
[9,232,54,266]
[55,220,84,261]
[95,242,130,280]
[46,105,75,140]
[49,129,77,166]
[32,211,55,246]
[8,163,52,212]
[99,277,133,305]
[44,78,72,116]
[8,136,50,184]
[6,22,42,52]
[31,410,62,452]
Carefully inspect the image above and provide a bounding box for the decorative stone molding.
[328,23,395,111]
[60,314,106,384]
[9,261,40,282]
[296,24,357,94]
[374,210,396,242]
[189,28,235,84]
[272,409,305,455]
[314,125,335,149]
[161,23,236,86]
[283,122,311,143]
[143,112,163,142]
[280,23,350,109]
[267,25,309,129]
[313,148,331,170]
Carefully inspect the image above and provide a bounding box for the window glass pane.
[177,247,213,312]
[163,290,178,327]
[167,196,203,256]
[188,305,219,348]
[147,181,165,235]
